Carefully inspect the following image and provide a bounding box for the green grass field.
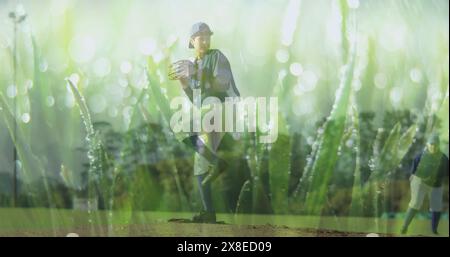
[0,208,447,237]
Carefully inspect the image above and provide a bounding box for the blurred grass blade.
[366,122,417,232]
[146,60,173,126]
[350,105,363,217]
[129,88,149,129]
[304,47,356,216]
[269,134,290,214]
[252,145,272,214]
[236,180,252,214]
[397,125,417,163]
[339,0,349,64]
[66,78,94,136]
[141,65,192,211]
[67,78,105,236]
[290,130,322,213]
[371,123,401,181]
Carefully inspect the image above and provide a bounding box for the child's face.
[190,34,211,55]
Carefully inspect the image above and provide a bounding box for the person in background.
[401,133,449,235]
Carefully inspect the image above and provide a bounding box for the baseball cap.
[427,133,440,145]
[188,22,213,48]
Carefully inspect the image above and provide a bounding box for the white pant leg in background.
[429,186,443,212]
[408,175,443,212]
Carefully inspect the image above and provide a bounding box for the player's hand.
[168,60,194,80]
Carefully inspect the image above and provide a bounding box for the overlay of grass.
[0,0,448,236]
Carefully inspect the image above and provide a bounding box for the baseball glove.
[168,59,194,80]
